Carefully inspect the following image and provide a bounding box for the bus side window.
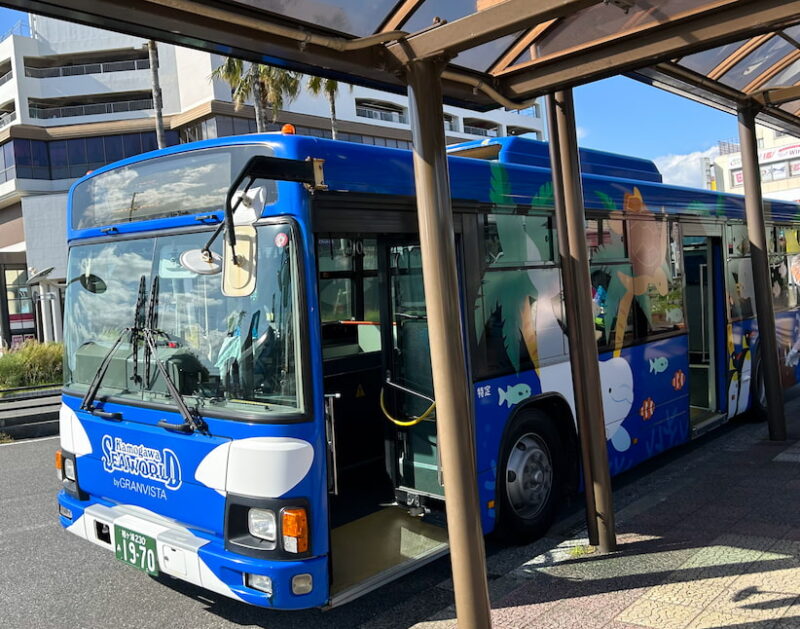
[589,217,683,352]
[473,212,561,378]
[726,224,755,320]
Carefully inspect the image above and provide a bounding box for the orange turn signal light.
[55,449,63,471]
[281,507,308,553]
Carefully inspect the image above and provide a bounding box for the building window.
[1,131,178,181]
[355,99,407,124]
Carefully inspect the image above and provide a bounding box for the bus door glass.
[382,240,443,498]
[682,232,725,428]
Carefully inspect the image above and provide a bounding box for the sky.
[573,76,739,189]
[1,8,744,189]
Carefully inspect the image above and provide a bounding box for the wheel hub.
[505,433,553,519]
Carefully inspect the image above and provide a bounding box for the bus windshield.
[63,223,303,417]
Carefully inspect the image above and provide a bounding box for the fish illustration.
[649,357,669,374]
[498,383,532,408]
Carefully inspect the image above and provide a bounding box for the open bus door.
[682,224,728,436]
[317,233,448,607]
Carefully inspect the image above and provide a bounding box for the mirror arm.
[201,221,225,262]
[223,173,258,268]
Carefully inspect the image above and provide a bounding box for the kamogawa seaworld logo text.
[101,435,182,490]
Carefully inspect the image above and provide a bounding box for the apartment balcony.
[0,110,16,129]
[444,116,458,132]
[463,119,501,137]
[29,98,153,121]
[0,70,12,87]
[25,58,150,78]
[355,99,408,125]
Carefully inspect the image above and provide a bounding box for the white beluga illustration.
[537,354,635,452]
[599,356,634,451]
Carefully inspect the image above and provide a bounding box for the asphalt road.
[0,436,457,629]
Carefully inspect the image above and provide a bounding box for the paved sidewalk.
[366,395,800,629]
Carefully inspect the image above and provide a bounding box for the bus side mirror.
[222,225,257,297]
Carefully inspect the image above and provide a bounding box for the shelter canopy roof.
[12,0,800,131]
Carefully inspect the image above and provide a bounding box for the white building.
[712,126,800,202]
[0,14,545,348]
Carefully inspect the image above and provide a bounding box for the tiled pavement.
[364,394,800,629]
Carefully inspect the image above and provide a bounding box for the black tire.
[494,409,563,544]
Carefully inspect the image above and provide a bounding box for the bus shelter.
[12,1,800,626]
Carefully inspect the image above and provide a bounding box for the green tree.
[211,58,301,132]
[307,75,344,139]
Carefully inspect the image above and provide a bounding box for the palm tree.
[147,40,165,149]
[307,75,344,139]
[211,58,301,133]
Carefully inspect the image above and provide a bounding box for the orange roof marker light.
[281,123,296,135]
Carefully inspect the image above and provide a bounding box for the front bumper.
[57,490,328,609]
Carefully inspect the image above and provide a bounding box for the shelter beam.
[546,90,616,552]
[502,0,800,100]
[387,0,598,63]
[405,57,492,629]
[737,102,787,442]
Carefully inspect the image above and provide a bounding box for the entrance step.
[690,408,727,438]
[329,505,448,607]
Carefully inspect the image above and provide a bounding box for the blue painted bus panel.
[472,335,690,532]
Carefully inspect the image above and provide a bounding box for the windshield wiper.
[80,276,147,415]
[142,276,208,435]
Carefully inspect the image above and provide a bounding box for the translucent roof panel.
[453,32,522,73]
[761,59,800,91]
[719,35,794,91]
[228,0,398,37]
[678,40,747,76]
[534,0,702,61]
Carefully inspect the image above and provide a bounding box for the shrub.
[0,341,63,390]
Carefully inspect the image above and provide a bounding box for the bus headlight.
[248,508,277,542]
[63,457,76,482]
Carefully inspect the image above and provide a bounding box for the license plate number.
[114,525,159,575]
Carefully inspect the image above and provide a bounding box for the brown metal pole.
[547,90,617,552]
[737,102,787,441]
[405,57,492,629]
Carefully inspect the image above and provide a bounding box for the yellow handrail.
[379,388,436,427]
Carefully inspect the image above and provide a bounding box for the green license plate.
[114,525,159,575]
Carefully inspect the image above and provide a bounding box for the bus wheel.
[495,410,562,544]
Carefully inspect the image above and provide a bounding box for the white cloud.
[653,145,719,189]
[576,126,588,141]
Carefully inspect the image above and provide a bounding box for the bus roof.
[67,133,800,241]
[447,136,663,184]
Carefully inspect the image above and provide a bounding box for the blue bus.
[56,131,800,609]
